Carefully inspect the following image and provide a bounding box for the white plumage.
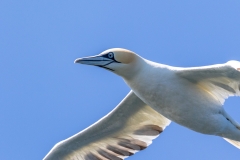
[44,48,240,160]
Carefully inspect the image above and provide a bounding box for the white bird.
[44,48,240,160]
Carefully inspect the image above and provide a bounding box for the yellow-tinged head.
[74,48,144,78]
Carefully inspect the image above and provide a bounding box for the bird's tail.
[224,138,240,149]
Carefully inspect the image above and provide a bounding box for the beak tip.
[74,58,81,64]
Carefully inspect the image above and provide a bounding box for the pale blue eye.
[108,52,114,59]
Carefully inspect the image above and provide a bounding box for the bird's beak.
[74,55,116,71]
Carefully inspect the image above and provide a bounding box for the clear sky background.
[1,1,240,160]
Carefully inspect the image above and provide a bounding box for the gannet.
[44,48,240,160]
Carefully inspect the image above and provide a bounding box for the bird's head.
[74,48,144,78]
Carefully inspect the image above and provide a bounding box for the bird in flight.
[44,48,240,160]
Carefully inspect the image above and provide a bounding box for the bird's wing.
[175,60,240,104]
[44,91,171,160]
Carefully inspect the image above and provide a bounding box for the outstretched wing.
[175,60,240,104]
[44,91,171,160]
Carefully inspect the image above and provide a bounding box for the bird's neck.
[123,59,173,95]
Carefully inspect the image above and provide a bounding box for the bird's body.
[125,61,220,134]
[124,59,239,139]
[44,48,240,160]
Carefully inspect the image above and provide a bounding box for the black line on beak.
[96,65,114,71]
[79,59,111,62]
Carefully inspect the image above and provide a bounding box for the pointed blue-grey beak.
[74,55,113,66]
[74,55,119,71]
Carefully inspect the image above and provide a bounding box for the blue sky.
[1,1,240,159]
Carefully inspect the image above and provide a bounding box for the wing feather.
[44,91,170,160]
[175,60,240,104]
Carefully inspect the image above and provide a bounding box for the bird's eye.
[108,52,114,59]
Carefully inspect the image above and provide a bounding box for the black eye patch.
[102,52,121,63]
